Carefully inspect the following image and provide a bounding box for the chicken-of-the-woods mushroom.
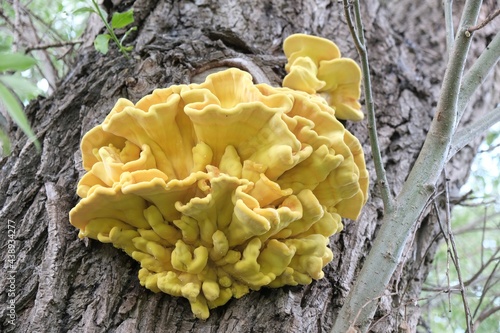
[283,34,364,121]
[69,33,369,319]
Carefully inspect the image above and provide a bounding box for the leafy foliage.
[0,52,41,154]
[74,1,135,57]
[0,0,89,155]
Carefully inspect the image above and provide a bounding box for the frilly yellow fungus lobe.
[283,34,364,121]
[69,34,369,319]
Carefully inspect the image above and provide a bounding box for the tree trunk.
[1,1,495,332]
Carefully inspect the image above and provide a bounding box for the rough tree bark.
[1,1,497,332]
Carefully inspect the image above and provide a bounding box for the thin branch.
[460,249,500,288]
[400,190,445,298]
[24,40,84,53]
[423,273,500,292]
[455,196,498,207]
[444,0,455,54]
[419,287,462,301]
[472,259,500,320]
[457,31,500,120]
[348,292,398,331]
[433,199,454,312]
[480,206,487,266]
[0,10,15,29]
[444,176,474,332]
[6,0,67,43]
[448,105,500,160]
[342,1,364,52]
[467,8,500,33]
[473,305,500,331]
[13,0,21,52]
[453,226,500,235]
[342,0,394,213]
[479,142,500,153]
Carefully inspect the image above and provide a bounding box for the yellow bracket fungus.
[283,34,364,121]
[69,34,369,319]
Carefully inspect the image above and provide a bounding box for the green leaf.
[0,35,13,53]
[0,128,11,156]
[0,75,41,100]
[73,7,96,15]
[111,9,134,29]
[94,34,111,54]
[0,82,40,150]
[0,53,37,72]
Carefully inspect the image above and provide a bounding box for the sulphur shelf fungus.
[69,33,368,319]
[283,34,364,121]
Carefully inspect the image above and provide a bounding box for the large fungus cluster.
[69,34,369,319]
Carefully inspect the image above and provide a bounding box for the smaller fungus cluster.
[283,34,363,121]
[69,34,369,319]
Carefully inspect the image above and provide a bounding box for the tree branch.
[443,0,455,54]
[331,1,482,331]
[342,0,394,213]
[453,210,500,235]
[443,178,474,332]
[467,8,500,33]
[24,40,84,53]
[457,31,500,121]
[448,105,500,160]
[472,259,500,320]
[473,305,500,331]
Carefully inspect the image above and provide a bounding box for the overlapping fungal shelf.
[70,34,369,319]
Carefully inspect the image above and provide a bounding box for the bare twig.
[433,198,454,313]
[473,305,500,330]
[478,142,500,153]
[24,40,84,53]
[454,225,500,235]
[398,189,443,297]
[420,171,497,332]
[467,8,500,33]
[457,31,500,120]
[398,188,463,305]
[367,313,391,332]
[0,10,15,29]
[455,197,498,207]
[472,259,500,320]
[13,0,21,52]
[444,178,474,332]
[448,105,500,159]
[348,292,398,331]
[480,206,487,266]
[462,249,500,288]
[342,0,394,213]
[6,0,67,43]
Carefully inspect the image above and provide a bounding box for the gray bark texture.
[1,0,497,332]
